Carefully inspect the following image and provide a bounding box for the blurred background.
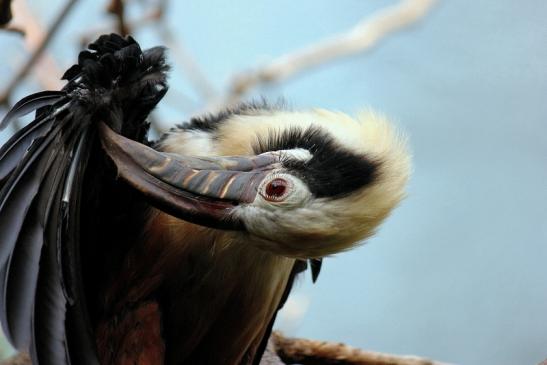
[0,0,546,364]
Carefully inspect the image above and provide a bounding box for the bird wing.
[0,34,169,365]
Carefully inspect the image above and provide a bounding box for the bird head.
[101,105,410,259]
[153,106,409,258]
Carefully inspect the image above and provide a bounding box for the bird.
[0,34,410,365]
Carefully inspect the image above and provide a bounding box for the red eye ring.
[261,178,290,202]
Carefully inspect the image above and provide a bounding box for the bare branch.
[156,23,217,102]
[211,0,436,110]
[136,0,217,105]
[8,0,65,89]
[272,332,452,365]
[0,0,78,106]
[79,8,161,46]
[1,25,24,35]
[107,0,129,36]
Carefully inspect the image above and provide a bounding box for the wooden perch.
[0,333,451,365]
[270,332,450,365]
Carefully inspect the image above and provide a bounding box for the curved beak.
[99,122,280,230]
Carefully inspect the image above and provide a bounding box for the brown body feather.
[96,302,164,365]
[96,210,295,365]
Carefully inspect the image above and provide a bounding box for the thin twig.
[8,0,65,90]
[107,0,129,36]
[132,0,215,108]
[272,332,452,365]
[0,0,78,106]
[152,0,216,102]
[1,25,24,35]
[79,8,161,46]
[156,22,217,102]
[208,0,436,111]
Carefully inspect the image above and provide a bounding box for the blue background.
[1,1,546,364]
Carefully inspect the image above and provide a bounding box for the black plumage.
[0,34,168,365]
[158,99,283,144]
[0,34,321,365]
[254,126,379,198]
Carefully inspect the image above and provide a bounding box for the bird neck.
[155,211,297,365]
[101,210,296,365]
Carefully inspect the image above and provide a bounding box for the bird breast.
[145,211,296,364]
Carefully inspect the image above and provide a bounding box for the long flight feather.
[5,125,82,349]
[0,91,65,130]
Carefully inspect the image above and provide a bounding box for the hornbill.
[0,35,410,365]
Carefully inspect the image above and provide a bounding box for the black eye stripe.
[253,126,379,198]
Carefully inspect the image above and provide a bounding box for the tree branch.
[157,22,217,102]
[271,332,452,365]
[208,0,436,111]
[107,0,128,36]
[79,7,161,47]
[0,0,78,106]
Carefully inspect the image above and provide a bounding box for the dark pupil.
[266,179,287,198]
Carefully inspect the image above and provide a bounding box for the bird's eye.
[261,178,290,202]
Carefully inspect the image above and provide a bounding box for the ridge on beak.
[99,122,282,230]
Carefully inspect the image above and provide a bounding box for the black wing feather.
[32,127,100,365]
[62,130,100,364]
[32,180,70,365]
[0,91,65,131]
[5,148,68,349]
[1,140,62,348]
[3,120,81,350]
[0,126,70,345]
[0,34,169,364]
[0,108,61,184]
